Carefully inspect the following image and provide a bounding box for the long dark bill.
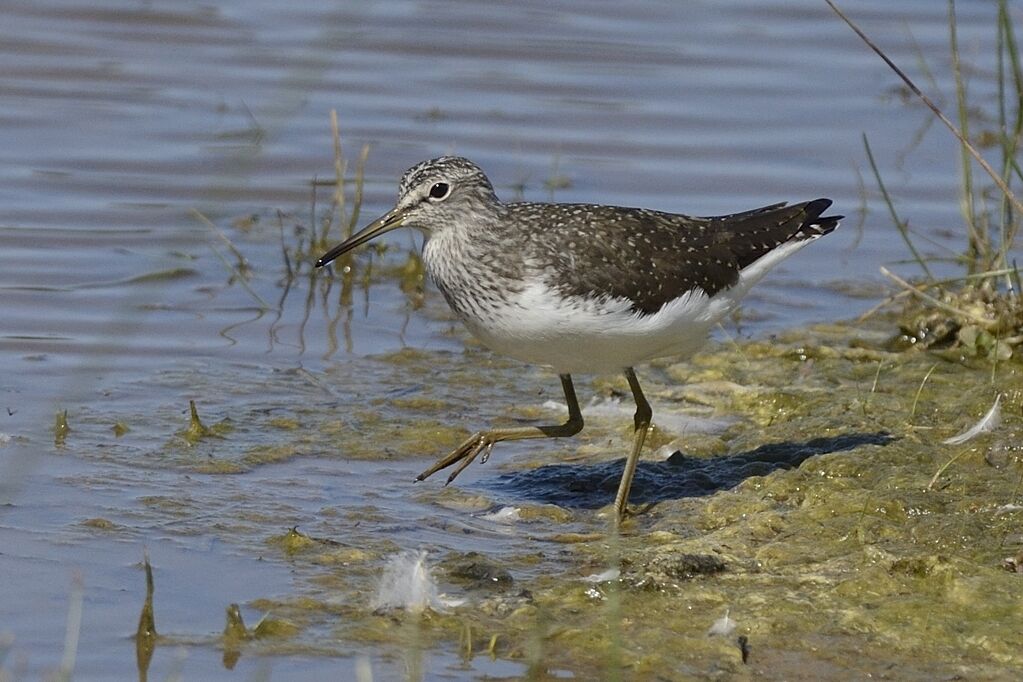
[315,208,406,268]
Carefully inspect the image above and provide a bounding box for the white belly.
[462,281,733,374]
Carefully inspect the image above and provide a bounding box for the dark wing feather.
[519,199,840,315]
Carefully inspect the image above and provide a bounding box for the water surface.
[0,0,1016,678]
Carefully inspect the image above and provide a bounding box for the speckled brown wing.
[521,199,840,315]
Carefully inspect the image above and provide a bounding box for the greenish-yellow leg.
[416,374,584,485]
[612,367,652,524]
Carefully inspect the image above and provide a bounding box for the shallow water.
[0,0,1019,679]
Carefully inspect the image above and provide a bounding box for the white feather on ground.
[943,394,1002,445]
[707,608,737,637]
[371,550,463,612]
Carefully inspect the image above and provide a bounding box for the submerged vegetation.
[113,326,1019,679]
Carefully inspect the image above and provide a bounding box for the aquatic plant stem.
[863,134,933,279]
[330,109,348,241]
[996,0,1023,276]
[347,143,370,239]
[948,0,983,267]
[192,208,249,267]
[277,210,293,279]
[879,267,992,327]
[858,267,1023,322]
[827,0,1023,217]
[871,359,884,394]
[909,363,937,420]
[929,449,969,490]
[191,209,272,310]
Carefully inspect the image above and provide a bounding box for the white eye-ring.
[428,182,450,201]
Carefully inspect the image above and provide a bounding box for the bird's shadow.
[486,432,895,510]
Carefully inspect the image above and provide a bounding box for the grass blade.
[827,0,1023,217]
[863,134,934,280]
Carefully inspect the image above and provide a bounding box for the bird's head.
[316,156,497,268]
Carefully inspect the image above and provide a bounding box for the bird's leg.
[612,367,652,524]
[416,374,584,484]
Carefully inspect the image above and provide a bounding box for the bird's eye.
[428,182,450,200]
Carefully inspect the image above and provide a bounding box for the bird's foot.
[415,431,499,485]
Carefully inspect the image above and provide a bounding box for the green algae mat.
[151,320,1019,680]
